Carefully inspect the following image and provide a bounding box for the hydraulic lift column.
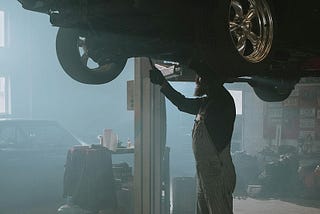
[133,58,167,214]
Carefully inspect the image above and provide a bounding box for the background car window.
[19,124,79,148]
[0,122,79,149]
[0,126,19,148]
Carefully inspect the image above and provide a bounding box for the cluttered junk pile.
[233,146,320,200]
[58,145,117,214]
[58,129,133,214]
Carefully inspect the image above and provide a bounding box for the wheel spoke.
[231,31,241,43]
[77,38,86,48]
[237,35,247,55]
[247,31,260,49]
[248,0,256,7]
[245,7,256,21]
[81,53,89,66]
[231,0,244,18]
[229,21,241,32]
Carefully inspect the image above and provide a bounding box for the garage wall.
[1,2,135,144]
[225,83,266,156]
[242,85,266,155]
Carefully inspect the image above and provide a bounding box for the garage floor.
[234,198,320,214]
[2,198,320,214]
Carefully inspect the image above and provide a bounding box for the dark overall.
[158,81,236,213]
[193,110,236,214]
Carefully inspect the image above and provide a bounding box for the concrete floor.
[3,198,319,214]
[234,198,320,214]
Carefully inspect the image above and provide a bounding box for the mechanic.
[149,63,236,214]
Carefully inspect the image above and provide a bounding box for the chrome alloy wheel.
[229,0,273,63]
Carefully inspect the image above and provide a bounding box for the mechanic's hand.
[149,67,165,86]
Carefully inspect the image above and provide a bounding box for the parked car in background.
[0,119,83,213]
[17,0,320,101]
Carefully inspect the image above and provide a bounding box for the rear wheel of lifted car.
[195,0,302,102]
[56,28,127,84]
[196,0,279,78]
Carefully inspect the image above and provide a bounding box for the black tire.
[253,86,292,102]
[250,76,298,102]
[56,27,127,84]
[196,0,276,78]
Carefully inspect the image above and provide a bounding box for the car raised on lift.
[18,0,320,101]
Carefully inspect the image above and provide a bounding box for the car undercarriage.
[18,0,320,101]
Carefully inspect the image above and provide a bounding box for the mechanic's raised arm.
[149,68,201,115]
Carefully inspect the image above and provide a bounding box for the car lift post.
[133,58,168,214]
